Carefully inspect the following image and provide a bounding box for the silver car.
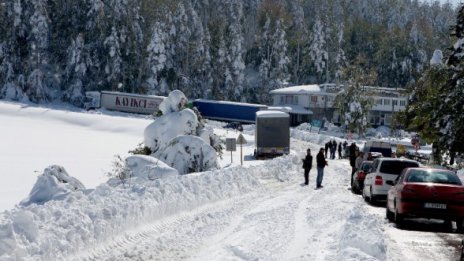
[362,157,420,204]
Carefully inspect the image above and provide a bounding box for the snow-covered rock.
[158,89,188,115]
[20,165,85,206]
[126,155,178,180]
[154,135,218,174]
[144,108,199,152]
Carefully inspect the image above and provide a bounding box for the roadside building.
[270,84,408,127]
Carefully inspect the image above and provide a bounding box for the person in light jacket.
[316,148,328,189]
[302,149,313,185]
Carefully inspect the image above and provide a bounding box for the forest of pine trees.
[0,0,457,105]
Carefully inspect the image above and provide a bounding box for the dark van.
[363,141,392,159]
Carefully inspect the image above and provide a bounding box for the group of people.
[324,140,348,160]
[302,140,352,189]
[302,147,328,189]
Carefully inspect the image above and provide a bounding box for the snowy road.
[70,140,462,261]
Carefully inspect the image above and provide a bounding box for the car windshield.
[406,169,462,185]
[379,160,419,175]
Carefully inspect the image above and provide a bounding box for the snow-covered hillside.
[0,100,462,260]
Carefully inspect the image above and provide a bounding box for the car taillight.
[375,176,383,186]
[356,171,366,180]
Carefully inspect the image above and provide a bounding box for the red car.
[351,161,373,194]
[386,167,464,230]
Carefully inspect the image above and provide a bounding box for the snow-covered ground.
[0,100,462,260]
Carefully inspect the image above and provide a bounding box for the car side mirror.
[386,180,395,186]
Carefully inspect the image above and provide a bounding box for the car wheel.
[362,187,369,202]
[456,219,464,233]
[386,206,394,222]
[369,188,376,204]
[443,219,453,232]
[394,203,404,228]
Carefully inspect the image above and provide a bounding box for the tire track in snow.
[69,186,281,261]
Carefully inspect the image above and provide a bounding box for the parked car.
[363,157,420,203]
[351,161,373,194]
[386,167,464,230]
[224,122,243,131]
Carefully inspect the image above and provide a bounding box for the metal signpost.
[226,138,236,163]
[236,134,247,166]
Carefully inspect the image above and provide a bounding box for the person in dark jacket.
[316,148,328,188]
[331,140,337,159]
[349,143,358,184]
[324,142,329,158]
[338,142,342,159]
[302,149,313,185]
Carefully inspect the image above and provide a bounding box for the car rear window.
[361,162,373,172]
[379,161,419,175]
[407,169,462,185]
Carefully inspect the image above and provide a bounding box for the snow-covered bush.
[125,155,178,180]
[144,108,198,152]
[198,125,223,158]
[144,90,220,174]
[154,135,218,174]
[20,165,85,206]
[158,89,187,115]
[107,155,133,186]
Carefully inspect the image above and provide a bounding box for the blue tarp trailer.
[192,99,268,123]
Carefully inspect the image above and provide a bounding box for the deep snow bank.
[0,154,297,260]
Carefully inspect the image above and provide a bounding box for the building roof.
[268,105,313,115]
[269,85,322,95]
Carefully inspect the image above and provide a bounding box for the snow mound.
[338,205,386,260]
[154,135,219,174]
[144,108,198,152]
[0,157,286,260]
[20,165,85,207]
[126,155,178,180]
[158,89,187,115]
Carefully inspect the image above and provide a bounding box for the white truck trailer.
[85,91,165,114]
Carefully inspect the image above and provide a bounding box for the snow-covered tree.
[309,17,328,81]
[335,56,376,136]
[436,4,464,163]
[146,21,170,95]
[270,19,289,84]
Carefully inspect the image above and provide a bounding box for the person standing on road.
[324,142,329,158]
[316,148,328,189]
[302,149,313,185]
[331,140,337,159]
[349,143,357,184]
[338,142,342,159]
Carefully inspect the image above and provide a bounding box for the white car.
[362,157,420,204]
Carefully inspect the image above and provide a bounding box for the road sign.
[236,134,247,145]
[226,138,236,151]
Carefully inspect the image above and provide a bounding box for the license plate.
[424,203,447,209]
